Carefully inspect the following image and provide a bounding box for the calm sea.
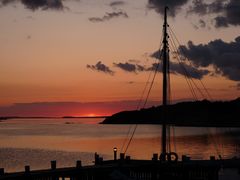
[0,118,240,172]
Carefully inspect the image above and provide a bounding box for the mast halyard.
[161,6,169,159]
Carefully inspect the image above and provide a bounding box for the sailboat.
[1,6,240,180]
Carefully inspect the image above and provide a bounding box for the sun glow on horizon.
[86,113,96,117]
[72,113,109,117]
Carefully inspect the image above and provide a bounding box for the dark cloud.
[88,56,208,79]
[136,64,145,71]
[148,0,189,17]
[86,61,114,75]
[192,23,199,30]
[208,0,226,13]
[215,16,228,27]
[109,1,125,7]
[150,48,209,79]
[0,0,15,5]
[151,49,162,59]
[0,0,16,7]
[22,0,63,10]
[148,61,209,79]
[88,17,104,22]
[215,0,240,27]
[89,11,128,23]
[199,19,206,28]
[187,0,225,15]
[170,61,209,79]
[114,62,145,73]
[0,0,64,10]
[179,36,240,81]
[130,49,209,79]
[187,0,208,15]
[188,0,240,28]
[128,59,141,63]
[147,62,161,71]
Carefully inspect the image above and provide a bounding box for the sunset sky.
[0,0,240,116]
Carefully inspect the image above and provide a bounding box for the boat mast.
[161,6,169,158]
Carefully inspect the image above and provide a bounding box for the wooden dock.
[0,154,239,180]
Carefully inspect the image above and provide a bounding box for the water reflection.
[0,118,239,172]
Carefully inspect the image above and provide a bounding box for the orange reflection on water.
[0,118,239,161]
[1,118,239,173]
[0,134,238,161]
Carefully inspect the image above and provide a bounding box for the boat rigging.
[120,6,223,161]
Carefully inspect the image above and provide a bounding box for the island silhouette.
[101,98,240,127]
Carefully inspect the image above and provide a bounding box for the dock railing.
[0,154,239,180]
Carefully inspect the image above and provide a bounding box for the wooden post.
[95,153,99,165]
[51,160,56,170]
[210,156,215,160]
[99,157,103,164]
[0,168,4,175]
[152,153,158,161]
[120,153,125,160]
[25,166,30,173]
[76,160,82,168]
[182,155,190,162]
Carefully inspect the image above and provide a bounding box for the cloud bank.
[114,62,145,73]
[148,0,190,17]
[146,0,240,28]
[150,49,209,79]
[188,0,240,28]
[86,61,114,75]
[88,55,209,79]
[179,36,240,81]
[148,61,208,80]
[109,1,125,7]
[0,100,159,117]
[0,0,64,10]
[89,11,128,23]
[88,36,240,86]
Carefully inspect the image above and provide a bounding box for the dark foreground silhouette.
[101,98,240,127]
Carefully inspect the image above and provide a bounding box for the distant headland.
[101,98,240,127]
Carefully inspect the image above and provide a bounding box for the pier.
[0,153,239,180]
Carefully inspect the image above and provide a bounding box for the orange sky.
[0,0,240,116]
